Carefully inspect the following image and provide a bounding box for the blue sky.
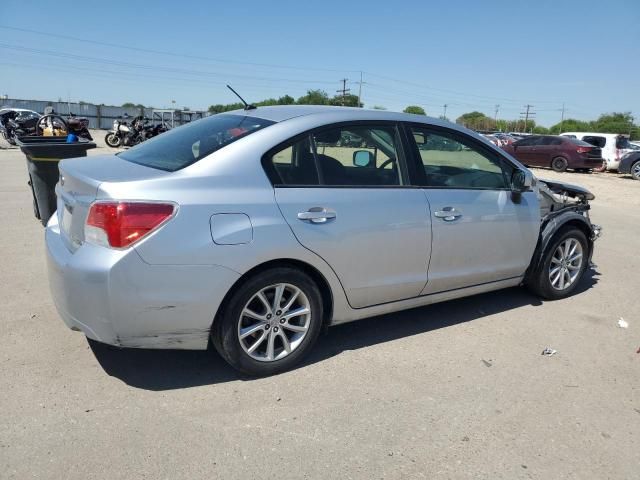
[1,0,638,126]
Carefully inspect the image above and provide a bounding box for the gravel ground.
[0,139,639,479]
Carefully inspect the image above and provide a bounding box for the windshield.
[119,114,274,171]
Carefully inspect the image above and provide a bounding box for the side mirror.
[353,150,374,167]
[511,169,533,192]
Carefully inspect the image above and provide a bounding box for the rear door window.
[119,114,274,171]
[264,124,404,187]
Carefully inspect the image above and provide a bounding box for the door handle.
[434,207,462,221]
[297,207,336,224]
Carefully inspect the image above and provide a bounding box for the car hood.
[538,178,595,201]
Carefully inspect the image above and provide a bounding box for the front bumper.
[46,215,241,350]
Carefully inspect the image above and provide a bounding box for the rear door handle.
[297,207,336,224]
[434,207,462,221]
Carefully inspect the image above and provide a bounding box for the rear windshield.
[119,114,274,171]
[567,138,595,147]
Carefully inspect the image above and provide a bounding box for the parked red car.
[502,135,603,172]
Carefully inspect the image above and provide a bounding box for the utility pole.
[442,104,448,119]
[355,71,366,108]
[336,78,350,106]
[520,104,535,133]
[560,103,565,133]
[494,104,500,130]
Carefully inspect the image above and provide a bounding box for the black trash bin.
[16,137,96,226]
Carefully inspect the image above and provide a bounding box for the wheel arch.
[526,211,594,282]
[212,258,334,329]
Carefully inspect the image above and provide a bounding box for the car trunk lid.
[56,154,169,251]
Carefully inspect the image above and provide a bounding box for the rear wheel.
[551,156,568,172]
[212,267,324,376]
[527,227,588,300]
[631,160,640,180]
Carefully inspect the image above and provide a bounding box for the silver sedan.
[46,106,599,375]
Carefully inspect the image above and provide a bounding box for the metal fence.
[0,98,208,129]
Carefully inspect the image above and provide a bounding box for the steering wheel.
[379,158,396,170]
[36,114,68,136]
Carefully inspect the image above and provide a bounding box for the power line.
[0,25,573,109]
[0,24,361,74]
[0,43,337,86]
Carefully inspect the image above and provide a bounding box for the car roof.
[225,104,456,128]
[561,132,628,138]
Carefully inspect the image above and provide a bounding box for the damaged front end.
[526,177,602,279]
[538,178,601,240]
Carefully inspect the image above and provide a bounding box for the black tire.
[527,227,589,300]
[631,160,640,181]
[551,156,568,172]
[4,132,16,146]
[212,267,324,376]
[104,132,121,148]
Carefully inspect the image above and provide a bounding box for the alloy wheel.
[237,283,311,362]
[549,238,583,291]
[632,162,640,180]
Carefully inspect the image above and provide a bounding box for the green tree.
[277,95,295,105]
[296,89,330,105]
[548,118,591,134]
[256,98,278,107]
[455,111,494,130]
[403,106,426,115]
[208,102,243,114]
[330,94,362,107]
[121,102,136,108]
[591,112,635,135]
[532,125,549,134]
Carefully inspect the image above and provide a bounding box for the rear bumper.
[46,215,241,350]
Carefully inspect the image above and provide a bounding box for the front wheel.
[631,160,640,181]
[3,131,16,145]
[527,227,589,300]
[551,156,568,172]
[104,132,121,148]
[212,267,324,376]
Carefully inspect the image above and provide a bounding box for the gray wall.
[1,98,207,129]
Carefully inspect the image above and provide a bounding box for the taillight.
[85,202,175,248]
[576,146,592,154]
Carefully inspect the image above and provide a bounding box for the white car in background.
[560,132,632,171]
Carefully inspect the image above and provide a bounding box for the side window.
[409,126,512,189]
[515,137,533,147]
[266,137,319,186]
[310,125,402,186]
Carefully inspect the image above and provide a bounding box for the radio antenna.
[226,85,256,110]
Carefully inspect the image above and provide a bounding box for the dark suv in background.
[502,135,603,172]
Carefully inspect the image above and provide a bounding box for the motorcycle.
[0,110,39,145]
[34,111,93,141]
[105,115,168,148]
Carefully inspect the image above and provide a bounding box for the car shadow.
[90,270,599,391]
